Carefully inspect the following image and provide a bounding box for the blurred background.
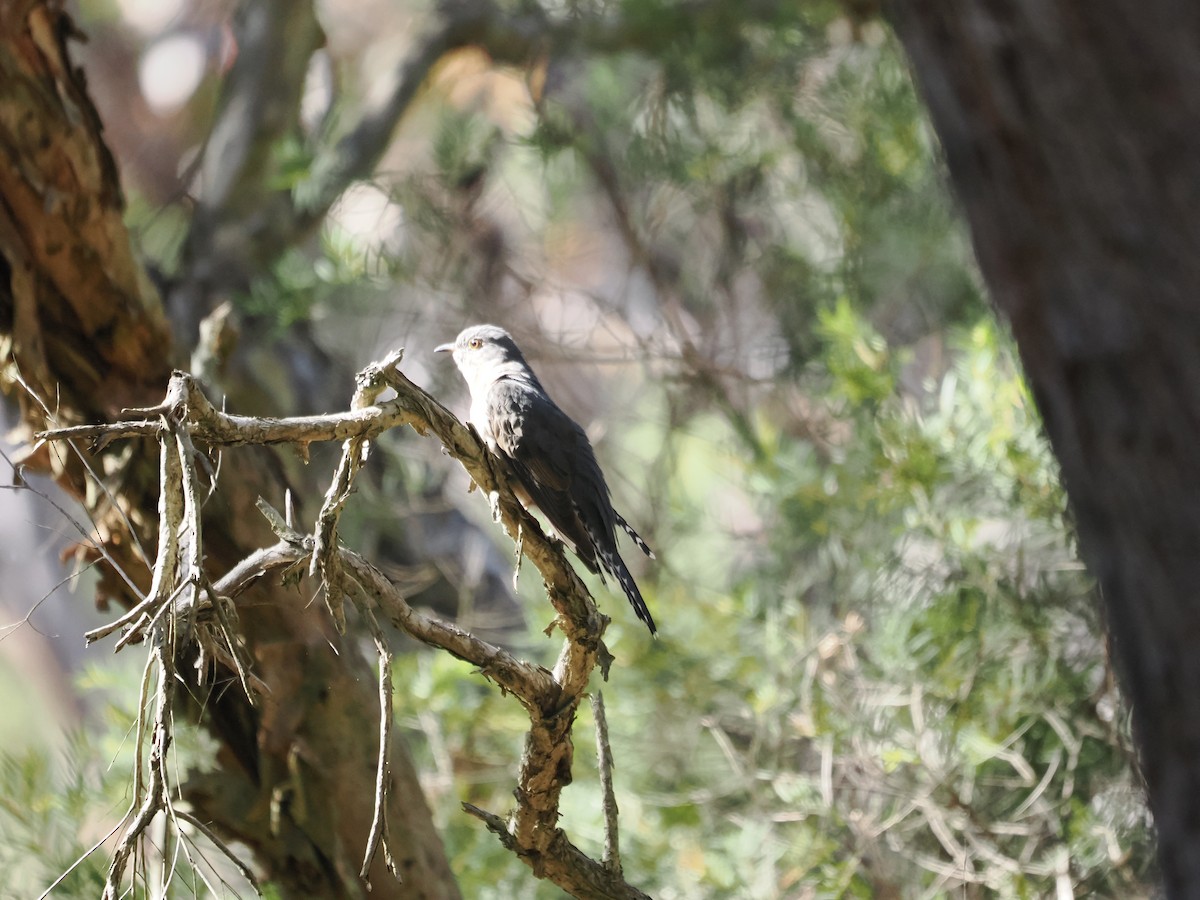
[0,0,1156,896]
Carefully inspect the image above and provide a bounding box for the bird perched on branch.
[435,324,657,635]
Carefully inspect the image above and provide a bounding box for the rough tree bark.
[0,5,458,897]
[892,2,1200,895]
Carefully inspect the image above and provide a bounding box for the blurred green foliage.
[386,315,1152,898]
[0,662,255,899]
[0,736,114,898]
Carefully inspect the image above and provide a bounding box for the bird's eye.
[468,338,483,349]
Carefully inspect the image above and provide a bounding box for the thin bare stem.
[357,601,399,884]
[592,691,622,875]
[174,809,263,896]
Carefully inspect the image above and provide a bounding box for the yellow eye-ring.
[468,338,483,349]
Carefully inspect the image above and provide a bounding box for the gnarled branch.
[41,351,648,898]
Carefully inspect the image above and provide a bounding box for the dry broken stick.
[37,366,612,647]
[342,547,647,899]
[241,521,637,897]
[593,691,622,875]
[79,409,262,900]
[309,349,407,632]
[38,356,646,898]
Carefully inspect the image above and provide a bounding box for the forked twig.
[40,353,648,898]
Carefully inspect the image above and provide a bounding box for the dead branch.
[41,351,649,898]
[93,410,264,898]
[592,691,622,875]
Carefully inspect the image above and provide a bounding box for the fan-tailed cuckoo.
[436,325,657,634]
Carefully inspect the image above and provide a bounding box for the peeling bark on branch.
[0,3,170,421]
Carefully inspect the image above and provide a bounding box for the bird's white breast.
[469,393,497,451]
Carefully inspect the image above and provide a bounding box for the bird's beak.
[434,342,454,354]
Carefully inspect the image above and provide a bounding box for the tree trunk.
[892,2,1200,894]
[0,5,459,897]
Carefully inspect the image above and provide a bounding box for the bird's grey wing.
[487,380,603,572]
[487,380,657,633]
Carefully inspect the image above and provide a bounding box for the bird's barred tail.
[615,513,655,559]
[600,548,657,636]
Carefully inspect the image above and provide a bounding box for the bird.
[435,324,657,635]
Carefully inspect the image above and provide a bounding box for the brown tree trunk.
[892,2,1200,894]
[0,5,459,897]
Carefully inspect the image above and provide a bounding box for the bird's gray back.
[486,376,615,570]
[438,323,657,633]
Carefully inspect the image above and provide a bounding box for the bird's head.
[435,324,535,393]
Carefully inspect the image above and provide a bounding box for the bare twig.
[39,368,611,642]
[592,691,622,875]
[41,355,650,898]
[87,411,264,898]
[308,351,403,631]
[309,434,361,632]
[357,601,399,884]
[102,632,176,898]
[462,802,652,900]
[175,810,262,893]
[11,366,153,569]
[100,414,189,898]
